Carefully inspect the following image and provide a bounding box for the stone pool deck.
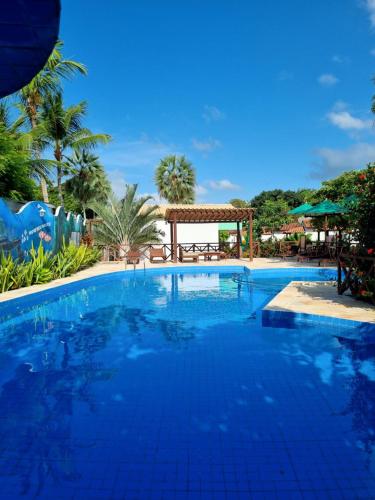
[265,280,375,324]
[1,257,374,324]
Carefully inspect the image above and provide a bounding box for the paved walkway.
[2,257,373,325]
[265,281,375,324]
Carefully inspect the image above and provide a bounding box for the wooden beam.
[170,222,174,261]
[249,212,254,262]
[236,222,241,259]
[173,215,177,263]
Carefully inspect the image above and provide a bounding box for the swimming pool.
[0,266,374,499]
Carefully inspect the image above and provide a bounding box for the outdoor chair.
[179,248,200,263]
[126,250,141,265]
[150,247,167,263]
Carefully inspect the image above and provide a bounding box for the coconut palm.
[88,184,164,256]
[65,151,110,217]
[155,155,196,203]
[37,92,111,206]
[18,40,87,202]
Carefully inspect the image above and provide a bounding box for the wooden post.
[249,212,253,262]
[170,222,174,261]
[236,222,241,259]
[173,215,177,263]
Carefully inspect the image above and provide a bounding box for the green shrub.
[259,239,280,257]
[0,243,101,294]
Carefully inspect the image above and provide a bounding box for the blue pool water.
[0,266,374,499]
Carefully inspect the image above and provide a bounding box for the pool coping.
[0,258,330,304]
[264,280,375,325]
[0,263,371,327]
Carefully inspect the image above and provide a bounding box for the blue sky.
[60,0,375,202]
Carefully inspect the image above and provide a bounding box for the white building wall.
[156,221,219,244]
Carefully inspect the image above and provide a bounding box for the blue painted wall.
[0,198,84,260]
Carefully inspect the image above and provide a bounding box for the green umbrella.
[287,203,313,215]
[304,199,348,241]
[304,199,348,216]
[342,194,358,207]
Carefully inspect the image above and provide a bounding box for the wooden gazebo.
[164,206,254,262]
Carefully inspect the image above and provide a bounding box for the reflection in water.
[336,335,375,465]
[0,307,121,496]
[0,269,374,498]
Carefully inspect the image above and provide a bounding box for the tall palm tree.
[37,92,111,206]
[155,155,196,203]
[65,151,110,218]
[18,40,87,202]
[88,184,164,256]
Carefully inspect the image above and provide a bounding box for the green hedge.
[0,243,101,293]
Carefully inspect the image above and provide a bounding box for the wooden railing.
[145,242,239,260]
[99,241,260,261]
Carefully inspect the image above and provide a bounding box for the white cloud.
[208,179,240,191]
[327,110,372,130]
[191,137,221,153]
[312,142,375,179]
[318,73,339,86]
[195,184,208,195]
[99,134,177,170]
[332,55,349,64]
[202,105,225,122]
[364,0,375,27]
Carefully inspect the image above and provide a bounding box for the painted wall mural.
[0,198,84,260]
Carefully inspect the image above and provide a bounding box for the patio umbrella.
[304,199,348,241]
[304,199,348,216]
[342,194,358,207]
[287,203,313,215]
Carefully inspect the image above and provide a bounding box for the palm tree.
[37,92,111,206]
[88,184,164,257]
[155,155,196,203]
[65,151,110,218]
[18,40,87,202]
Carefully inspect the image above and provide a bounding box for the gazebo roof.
[162,204,253,223]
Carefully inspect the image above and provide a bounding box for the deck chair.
[179,248,200,263]
[126,250,140,265]
[150,247,167,263]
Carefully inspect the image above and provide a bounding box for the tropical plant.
[37,92,111,206]
[18,40,87,202]
[89,184,164,256]
[52,242,101,278]
[351,164,375,249]
[0,123,37,200]
[155,155,195,203]
[65,150,110,217]
[0,243,101,293]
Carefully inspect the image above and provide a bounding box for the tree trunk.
[40,176,49,203]
[57,164,64,207]
[30,104,50,203]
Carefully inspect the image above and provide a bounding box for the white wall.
[156,221,219,244]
